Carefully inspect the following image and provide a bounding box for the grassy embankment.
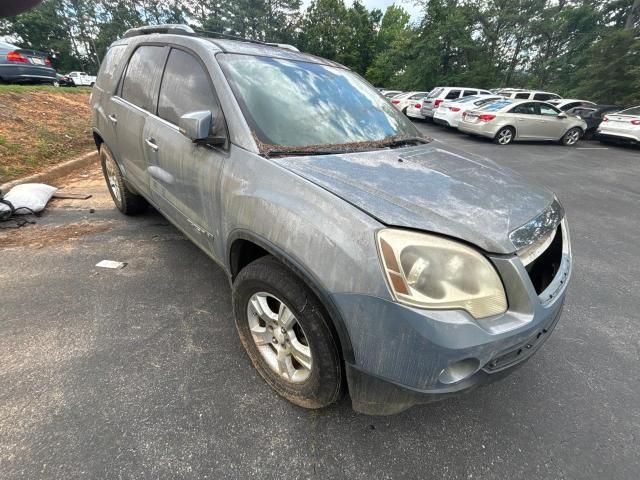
[0,85,93,184]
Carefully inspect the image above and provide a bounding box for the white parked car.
[67,71,96,86]
[381,89,403,98]
[390,91,429,115]
[548,99,596,112]
[499,90,562,101]
[433,95,504,128]
[597,106,640,143]
[419,87,493,119]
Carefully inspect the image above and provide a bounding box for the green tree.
[571,29,640,105]
[365,5,413,87]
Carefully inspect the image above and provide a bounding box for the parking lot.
[1,121,639,479]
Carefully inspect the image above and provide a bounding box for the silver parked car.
[459,99,587,145]
[91,25,572,415]
[0,40,56,84]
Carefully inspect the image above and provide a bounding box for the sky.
[300,0,423,20]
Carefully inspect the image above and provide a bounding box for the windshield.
[218,54,418,149]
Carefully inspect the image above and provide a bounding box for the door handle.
[145,138,159,152]
[108,114,117,124]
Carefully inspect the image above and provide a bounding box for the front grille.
[525,225,563,294]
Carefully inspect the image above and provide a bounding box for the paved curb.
[0,150,98,193]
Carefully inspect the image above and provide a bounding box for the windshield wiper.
[382,136,431,148]
[264,148,360,158]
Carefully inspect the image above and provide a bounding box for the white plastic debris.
[95,260,127,269]
[0,183,58,214]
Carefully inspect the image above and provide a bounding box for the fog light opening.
[439,358,480,385]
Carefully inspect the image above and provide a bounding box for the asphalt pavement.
[1,123,639,479]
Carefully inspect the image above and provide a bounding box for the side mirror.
[557,112,567,119]
[179,111,212,141]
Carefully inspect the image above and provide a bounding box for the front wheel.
[494,126,515,145]
[561,127,582,146]
[233,256,343,409]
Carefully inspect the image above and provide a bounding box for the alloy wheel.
[565,129,580,145]
[104,155,122,203]
[246,292,312,383]
[497,128,513,145]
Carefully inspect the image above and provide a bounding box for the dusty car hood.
[274,144,554,254]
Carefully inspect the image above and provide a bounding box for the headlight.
[376,229,507,319]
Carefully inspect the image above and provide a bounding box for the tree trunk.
[626,0,640,30]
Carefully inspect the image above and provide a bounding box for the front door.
[142,47,227,254]
[535,102,565,140]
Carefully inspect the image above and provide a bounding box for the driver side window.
[158,48,222,135]
[539,103,560,116]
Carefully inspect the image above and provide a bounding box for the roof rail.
[194,29,299,51]
[122,24,195,39]
[122,25,300,52]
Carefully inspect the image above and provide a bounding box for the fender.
[227,228,355,364]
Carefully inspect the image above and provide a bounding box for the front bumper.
[333,239,571,415]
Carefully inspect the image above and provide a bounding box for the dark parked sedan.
[566,105,624,140]
[55,73,75,87]
[0,41,56,84]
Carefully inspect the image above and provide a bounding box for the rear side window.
[534,93,555,101]
[445,89,461,99]
[462,90,477,97]
[96,45,126,90]
[427,88,443,98]
[120,45,166,112]
[158,48,220,129]
[515,92,530,99]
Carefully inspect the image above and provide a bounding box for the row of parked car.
[382,87,639,146]
[0,40,95,87]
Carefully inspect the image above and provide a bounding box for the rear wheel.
[233,256,343,409]
[561,127,582,146]
[99,144,147,215]
[494,126,515,145]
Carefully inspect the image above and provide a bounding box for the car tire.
[233,255,343,409]
[99,144,147,215]
[494,126,515,145]
[52,80,60,87]
[561,127,582,146]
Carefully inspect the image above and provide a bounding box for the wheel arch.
[228,229,355,364]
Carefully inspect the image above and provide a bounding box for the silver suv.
[91,25,572,415]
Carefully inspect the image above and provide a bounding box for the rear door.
[142,47,227,252]
[109,45,167,197]
[507,102,539,138]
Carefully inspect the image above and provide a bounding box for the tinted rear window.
[619,106,640,115]
[480,100,513,111]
